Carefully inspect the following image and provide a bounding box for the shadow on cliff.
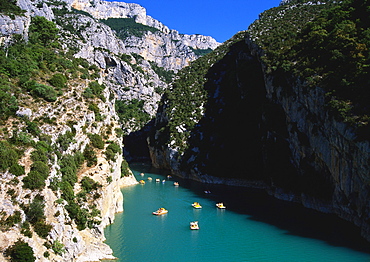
[123,119,154,163]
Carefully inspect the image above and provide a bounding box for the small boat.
[162,179,166,183]
[139,180,145,184]
[204,190,211,194]
[192,202,202,209]
[152,208,168,215]
[216,203,226,209]
[155,178,160,182]
[173,182,179,186]
[147,177,152,181]
[167,175,172,179]
[190,221,199,230]
[140,173,144,176]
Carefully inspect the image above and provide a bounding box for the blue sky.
[108,0,282,43]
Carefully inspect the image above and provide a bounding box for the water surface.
[104,163,370,261]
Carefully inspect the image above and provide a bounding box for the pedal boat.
[216,203,226,209]
[190,221,199,230]
[152,208,168,215]
[192,202,202,209]
[139,180,145,184]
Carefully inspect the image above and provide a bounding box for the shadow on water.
[129,162,370,255]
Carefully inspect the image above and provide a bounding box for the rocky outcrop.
[70,0,220,71]
[0,14,30,45]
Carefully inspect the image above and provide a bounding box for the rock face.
[0,14,30,45]
[149,22,370,244]
[0,0,219,260]
[70,0,220,71]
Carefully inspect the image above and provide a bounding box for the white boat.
[148,177,152,181]
[140,173,144,176]
[162,179,166,183]
[173,182,179,186]
[216,203,226,209]
[155,178,160,182]
[190,221,199,230]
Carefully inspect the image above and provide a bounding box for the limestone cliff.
[0,73,138,261]
[0,0,219,259]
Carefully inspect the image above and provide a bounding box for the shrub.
[23,80,57,102]
[30,149,48,163]
[88,133,105,149]
[25,120,41,137]
[30,161,49,179]
[59,153,84,186]
[48,73,67,89]
[105,142,121,161]
[101,18,159,39]
[88,103,102,121]
[6,240,35,262]
[21,222,32,238]
[9,164,25,176]
[81,177,100,192]
[22,171,46,190]
[83,146,97,167]
[33,220,52,239]
[0,141,19,171]
[24,197,45,224]
[56,131,75,151]
[0,87,18,119]
[121,159,130,177]
[0,0,26,17]
[52,240,65,255]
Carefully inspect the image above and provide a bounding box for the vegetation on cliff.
[101,17,160,39]
[249,0,370,137]
[151,32,248,155]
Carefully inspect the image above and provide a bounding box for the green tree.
[29,16,59,46]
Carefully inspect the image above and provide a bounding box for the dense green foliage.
[83,81,106,101]
[6,240,35,262]
[88,133,105,149]
[189,47,213,56]
[29,16,59,47]
[101,17,159,39]
[22,161,49,190]
[249,0,370,136]
[149,61,175,84]
[0,141,20,172]
[105,142,121,161]
[115,99,150,133]
[0,0,26,17]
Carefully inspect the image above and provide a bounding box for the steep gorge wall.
[149,34,370,242]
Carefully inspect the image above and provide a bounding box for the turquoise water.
[104,164,370,261]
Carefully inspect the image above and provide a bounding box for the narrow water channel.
[104,163,370,261]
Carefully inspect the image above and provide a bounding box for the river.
[104,163,370,261]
